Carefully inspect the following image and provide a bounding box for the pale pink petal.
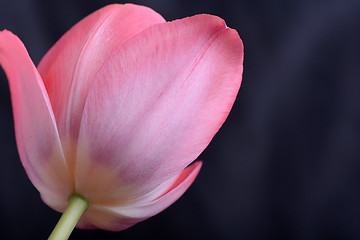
[37,4,165,178]
[75,15,243,202]
[77,162,202,231]
[38,3,164,138]
[0,30,72,207]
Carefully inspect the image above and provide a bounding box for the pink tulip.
[0,3,243,232]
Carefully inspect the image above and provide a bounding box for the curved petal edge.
[77,162,202,231]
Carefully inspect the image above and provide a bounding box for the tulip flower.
[0,3,243,239]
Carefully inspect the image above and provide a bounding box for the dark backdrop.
[1,0,360,239]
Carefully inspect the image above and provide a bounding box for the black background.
[1,0,360,239]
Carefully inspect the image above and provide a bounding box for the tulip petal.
[37,4,165,181]
[37,3,165,146]
[0,31,72,206]
[75,14,243,202]
[77,162,202,231]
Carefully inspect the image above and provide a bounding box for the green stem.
[48,193,89,240]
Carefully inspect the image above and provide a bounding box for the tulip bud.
[0,3,243,237]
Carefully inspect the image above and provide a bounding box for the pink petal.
[0,30,72,207]
[77,162,202,231]
[74,15,243,202]
[37,4,165,178]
